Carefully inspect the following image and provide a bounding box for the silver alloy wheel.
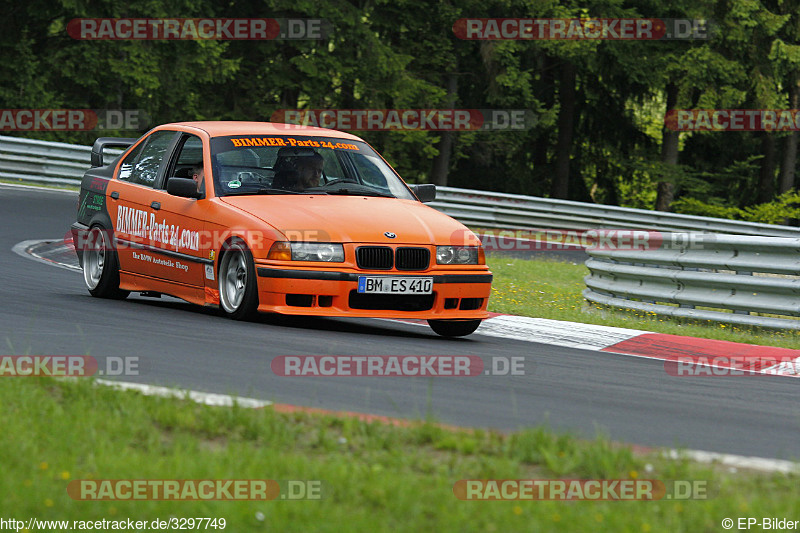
[219,249,248,313]
[83,228,106,290]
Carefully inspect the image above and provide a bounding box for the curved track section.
[2,183,798,460]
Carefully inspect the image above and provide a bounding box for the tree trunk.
[431,73,458,186]
[779,72,799,194]
[569,88,591,202]
[550,60,576,199]
[655,83,680,211]
[531,53,554,193]
[757,132,777,204]
[532,137,549,179]
[655,182,675,211]
[280,88,300,109]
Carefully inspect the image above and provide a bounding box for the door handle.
[150,201,161,210]
[110,191,119,200]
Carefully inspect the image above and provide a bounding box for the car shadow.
[111,293,468,341]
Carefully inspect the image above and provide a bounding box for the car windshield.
[209,135,416,200]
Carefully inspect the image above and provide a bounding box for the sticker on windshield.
[228,180,241,189]
[229,137,359,151]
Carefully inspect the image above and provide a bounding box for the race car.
[71,122,492,337]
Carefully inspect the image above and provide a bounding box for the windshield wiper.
[325,187,394,198]
[229,188,302,195]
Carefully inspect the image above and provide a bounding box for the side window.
[118,131,175,187]
[350,153,389,188]
[118,142,145,182]
[176,136,203,166]
[172,135,205,196]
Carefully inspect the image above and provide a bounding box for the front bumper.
[253,263,492,319]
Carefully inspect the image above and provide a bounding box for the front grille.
[349,291,435,311]
[356,246,393,269]
[396,247,430,270]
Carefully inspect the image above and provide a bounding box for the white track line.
[478,314,645,350]
[92,379,271,409]
[11,239,81,272]
[0,182,78,194]
[665,449,800,474]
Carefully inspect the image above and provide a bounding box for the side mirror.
[167,177,201,199]
[411,184,436,203]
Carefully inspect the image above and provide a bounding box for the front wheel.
[218,241,259,320]
[82,225,129,300]
[427,319,482,337]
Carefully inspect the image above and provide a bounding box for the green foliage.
[1,0,799,207]
[615,159,693,209]
[669,197,743,219]
[672,189,800,223]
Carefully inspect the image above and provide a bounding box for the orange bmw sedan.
[71,122,492,336]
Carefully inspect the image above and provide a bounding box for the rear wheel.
[218,241,259,320]
[427,319,482,337]
[82,225,129,300]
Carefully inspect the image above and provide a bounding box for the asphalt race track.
[2,183,798,461]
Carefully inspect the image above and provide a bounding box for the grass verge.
[486,255,798,349]
[6,377,798,531]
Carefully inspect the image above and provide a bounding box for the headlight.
[290,242,345,262]
[436,246,483,265]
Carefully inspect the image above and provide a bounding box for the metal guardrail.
[431,187,800,238]
[0,136,92,185]
[0,135,121,185]
[583,233,800,330]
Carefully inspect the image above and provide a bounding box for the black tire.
[82,225,129,300]
[218,240,260,321]
[427,319,482,337]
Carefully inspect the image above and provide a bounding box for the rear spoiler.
[90,137,139,168]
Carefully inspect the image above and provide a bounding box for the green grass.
[5,377,798,531]
[486,255,798,349]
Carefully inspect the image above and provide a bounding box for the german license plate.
[357,276,433,294]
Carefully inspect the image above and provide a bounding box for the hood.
[219,194,478,245]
